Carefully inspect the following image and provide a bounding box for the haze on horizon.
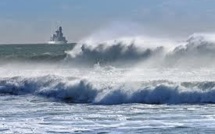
[1,0,215,44]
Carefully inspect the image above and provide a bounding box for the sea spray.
[0,75,215,104]
[1,33,215,105]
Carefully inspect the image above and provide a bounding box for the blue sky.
[1,0,215,43]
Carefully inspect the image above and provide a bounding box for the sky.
[1,0,215,43]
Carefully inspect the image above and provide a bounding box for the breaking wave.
[1,33,215,105]
[2,34,215,67]
[63,33,215,67]
[66,42,164,66]
[1,75,215,105]
[165,33,215,67]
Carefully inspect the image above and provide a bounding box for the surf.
[1,33,215,105]
[1,75,215,105]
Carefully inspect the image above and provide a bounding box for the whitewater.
[1,33,215,133]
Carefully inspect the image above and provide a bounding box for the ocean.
[1,35,215,133]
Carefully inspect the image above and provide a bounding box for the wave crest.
[1,76,215,105]
[64,34,215,67]
[66,40,166,66]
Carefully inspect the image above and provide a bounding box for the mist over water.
[1,27,215,105]
[2,24,215,133]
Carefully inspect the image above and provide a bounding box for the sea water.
[1,35,215,133]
